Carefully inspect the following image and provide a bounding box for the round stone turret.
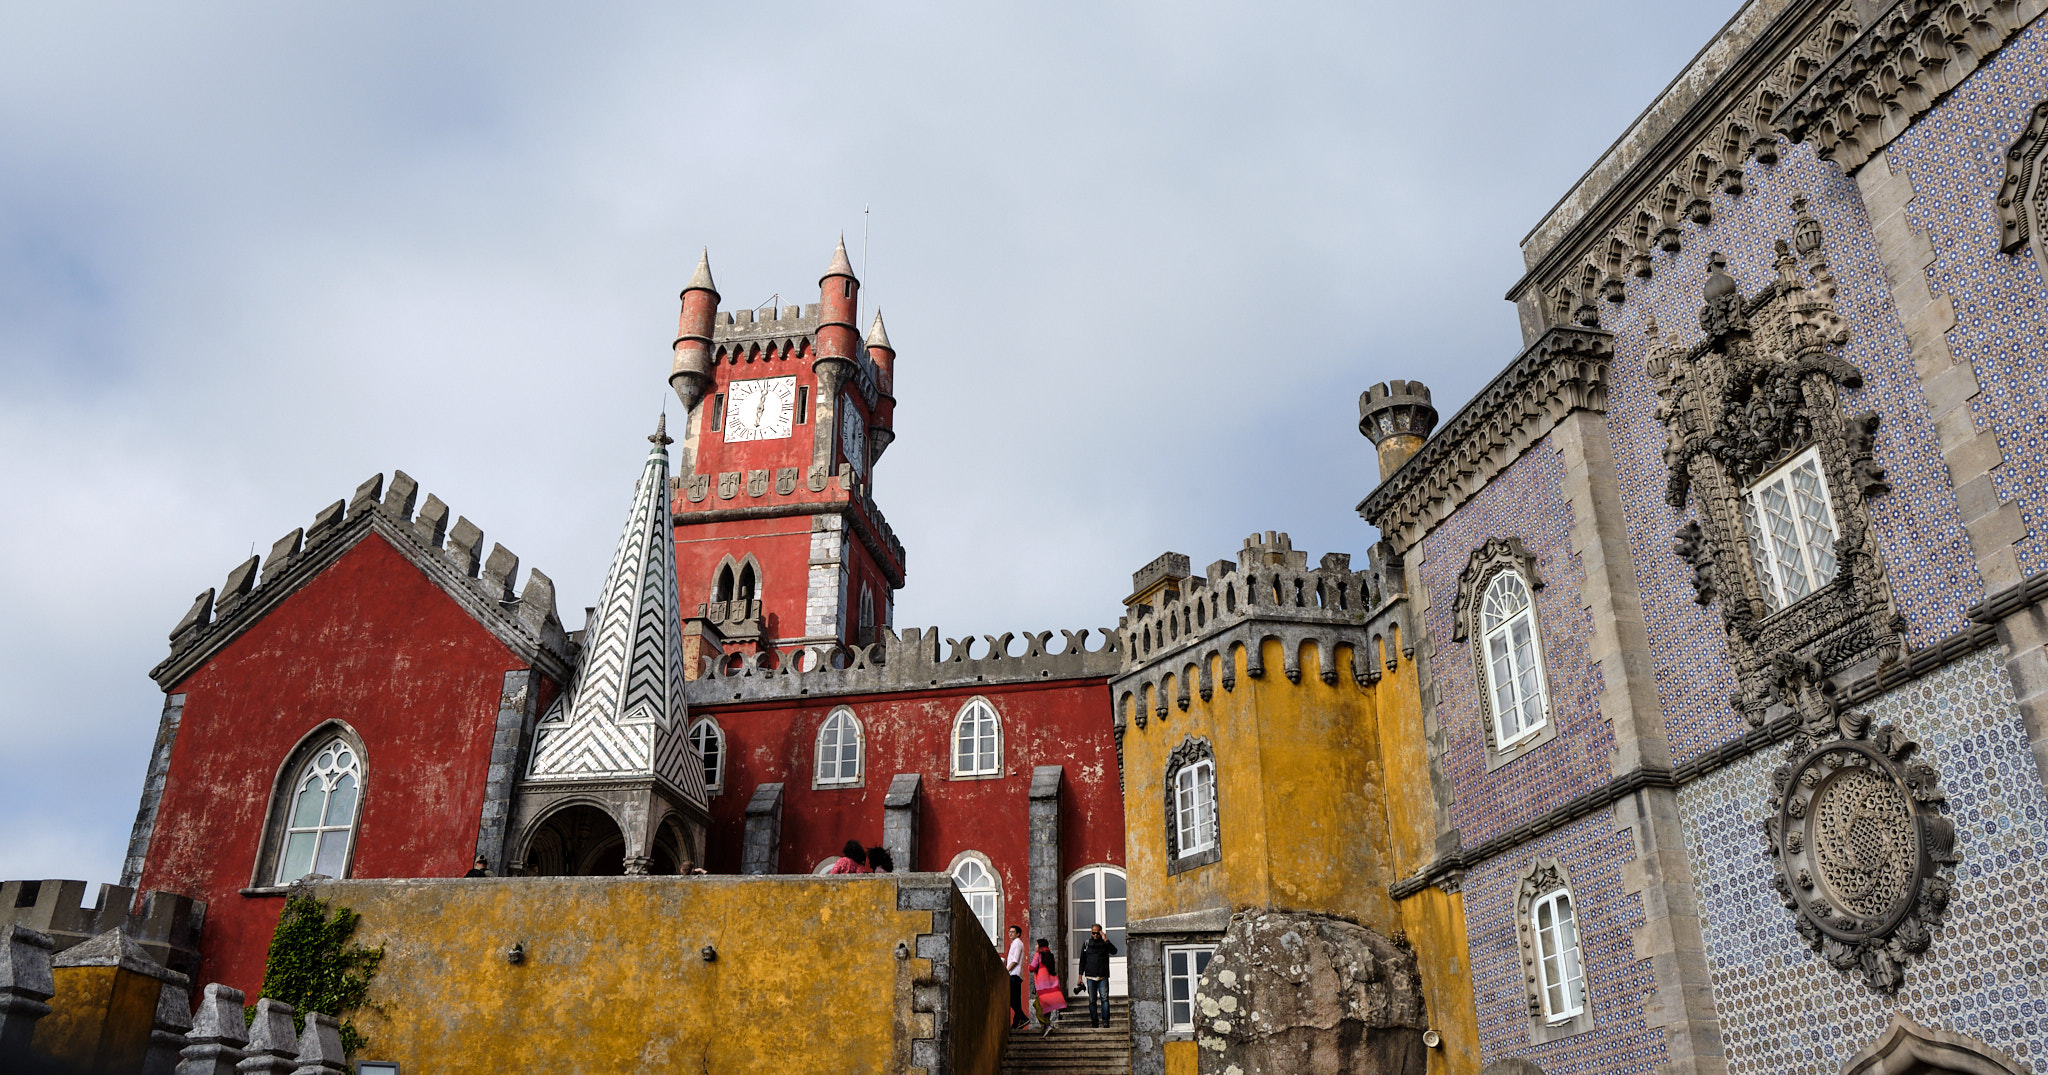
[1358,380,1438,481]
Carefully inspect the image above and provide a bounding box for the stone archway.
[1841,1016,2026,1075]
[520,804,628,876]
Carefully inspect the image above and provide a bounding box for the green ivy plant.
[250,895,385,1054]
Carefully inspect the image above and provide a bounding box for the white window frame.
[1479,570,1549,749]
[1742,446,1841,612]
[950,697,1003,777]
[1530,888,1587,1023]
[687,717,724,793]
[1173,759,1218,858]
[1164,944,1216,1032]
[275,738,364,885]
[815,707,863,787]
[949,851,1003,947]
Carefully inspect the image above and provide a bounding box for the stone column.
[0,924,55,1059]
[883,773,921,871]
[142,981,192,1075]
[474,670,538,874]
[175,983,248,1075]
[1027,766,1064,966]
[742,783,785,875]
[238,997,299,1074]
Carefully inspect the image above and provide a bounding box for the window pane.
[290,781,324,828]
[1074,873,1094,902]
[1104,872,1126,899]
[1759,483,1811,600]
[1741,499,1779,609]
[312,829,349,878]
[1194,949,1212,976]
[322,774,358,827]
[1792,463,1838,581]
[278,832,316,884]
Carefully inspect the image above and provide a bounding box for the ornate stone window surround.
[1514,858,1594,1043]
[1999,100,2048,280]
[1164,737,1220,876]
[1453,538,1558,769]
[949,696,1003,780]
[813,706,864,789]
[248,721,368,893]
[1653,219,1904,724]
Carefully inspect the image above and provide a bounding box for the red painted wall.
[673,516,817,642]
[138,533,544,997]
[695,677,1122,951]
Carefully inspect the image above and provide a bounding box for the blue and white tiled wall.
[1678,650,2048,1074]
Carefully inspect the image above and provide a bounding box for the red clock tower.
[665,239,904,667]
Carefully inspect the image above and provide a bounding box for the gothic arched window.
[815,707,863,787]
[687,717,725,793]
[275,738,363,885]
[951,697,1002,777]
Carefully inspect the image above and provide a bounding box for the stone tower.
[1112,533,1476,1075]
[666,241,906,662]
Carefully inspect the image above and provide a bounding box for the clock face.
[839,396,867,473]
[723,376,796,442]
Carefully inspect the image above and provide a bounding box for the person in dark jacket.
[1077,923,1119,1027]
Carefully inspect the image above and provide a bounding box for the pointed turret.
[811,235,862,474]
[670,249,721,412]
[865,310,897,464]
[822,234,856,285]
[526,415,706,813]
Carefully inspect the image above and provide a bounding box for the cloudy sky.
[0,1,1737,886]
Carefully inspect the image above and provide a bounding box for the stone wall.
[303,873,1007,1075]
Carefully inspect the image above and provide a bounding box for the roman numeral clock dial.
[723,376,796,442]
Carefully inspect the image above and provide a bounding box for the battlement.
[1118,531,1407,677]
[682,623,1122,704]
[151,471,576,689]
[1358,380,1439,443]
[0,879,204,981]
[712,303,822,338]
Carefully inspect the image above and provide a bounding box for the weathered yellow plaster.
[33,964,162,1075]
[1122,636,1478,1075]
[1164,1037,1199,1075]
[304,874,1008,1075]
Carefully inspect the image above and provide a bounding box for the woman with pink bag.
[1028,937,1068,1036]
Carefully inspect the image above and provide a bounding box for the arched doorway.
[521,804,628,876]
[1066,864,1127,995]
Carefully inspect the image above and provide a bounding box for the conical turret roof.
[822,234,856,281]
[685,248,717,294]
[865,309,892,350]
[525,414,704,804]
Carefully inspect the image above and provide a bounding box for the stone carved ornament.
[1450,538,1544,643]
[1766,714,1957,993]
[1650,195,1903,724]
[1162,736,1215,864]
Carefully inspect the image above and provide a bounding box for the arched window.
[1480,571,1548,748]
[1163,737,1219,875]
[736,563,756,602]
[951,698,1002,777]
[1066,865,1128,995]
[687,717,724,793]
[815,707,862,786]
[1531,888,1586,1021]
[857,586,876,647]
[950,852,1002,946]
[1515,859,1592,1040]
[275,738,363,884]
[714,564,735,603]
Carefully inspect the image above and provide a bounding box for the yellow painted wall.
[1122,633,1478,1075]
[33,965,163,1075]
[304,874,1007,1075]
[1164,1038,1199,1075]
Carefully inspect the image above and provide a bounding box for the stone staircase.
[1001,997,1130,1074]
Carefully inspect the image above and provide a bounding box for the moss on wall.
[254,895,383,1053]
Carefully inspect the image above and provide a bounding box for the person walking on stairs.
[1077,922,1118,1028]
[1029,938,1067,1036]
[1005,926,1029,1030]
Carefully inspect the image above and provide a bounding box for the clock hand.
[754,393,767,424]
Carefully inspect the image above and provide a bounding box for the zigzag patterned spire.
[526,415,704,805]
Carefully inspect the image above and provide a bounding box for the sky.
[0,1,1739,888]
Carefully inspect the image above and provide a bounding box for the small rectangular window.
[796,386,809,424]
[1174,760,1217,857]
[1742,447,1839,611]
[710,393,725,433]
[1165,944,1216,1031]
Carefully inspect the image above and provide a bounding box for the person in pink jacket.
[1029,938,1068,1036]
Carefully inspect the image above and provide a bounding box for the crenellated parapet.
[1111,532,1410,735]
[682,622,1123,704]
[149,471,575,690]
[0,880,203,983]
